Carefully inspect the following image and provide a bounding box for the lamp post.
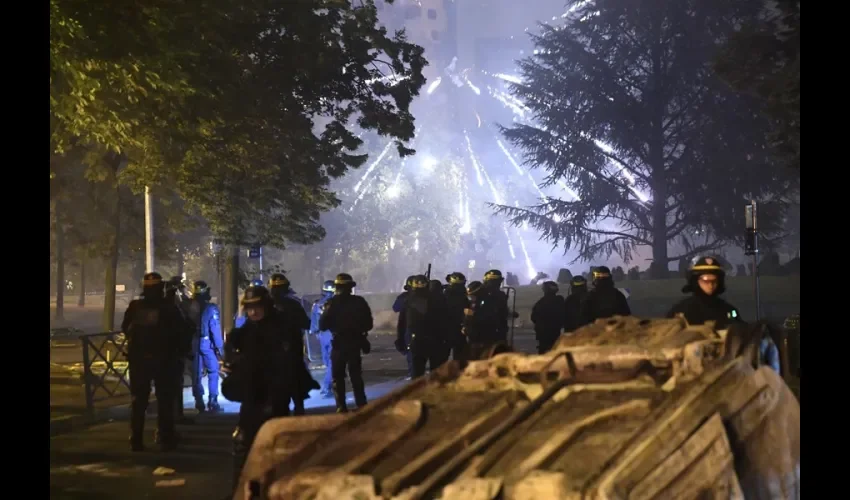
[745,200,761,320]
[144,186,154,272]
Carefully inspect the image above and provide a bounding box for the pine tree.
[715,0,799,173]
[495,0,797,277]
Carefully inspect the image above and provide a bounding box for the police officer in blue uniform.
[310,280,336,397]
[187,281,223,413]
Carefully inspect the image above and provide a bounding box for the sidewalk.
[50,378,410,500]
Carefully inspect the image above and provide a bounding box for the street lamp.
[144,186,154,272]
[745,200,761,320]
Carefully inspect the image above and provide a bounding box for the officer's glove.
[394,338,407,354]
[361,334,372,355]
[511,311,520,319]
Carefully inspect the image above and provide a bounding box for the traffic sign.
[248,246,262,258]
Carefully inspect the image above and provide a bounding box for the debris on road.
[153,466,176,476]
[155,479,186,487]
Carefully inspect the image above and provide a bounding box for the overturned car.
[235,316,800,500]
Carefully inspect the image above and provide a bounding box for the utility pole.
[144,186,155,272]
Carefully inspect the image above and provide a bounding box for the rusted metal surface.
[237,318,800,500]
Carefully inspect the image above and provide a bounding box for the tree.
[51,0,428,249]
[495,0,796,278]
[714,0,799,173]
[557,268,573,284]
[51,0,428,321]
[611,266,626,281]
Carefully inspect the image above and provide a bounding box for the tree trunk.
[78,258,86,307]
[102,189,121,332]
[54,218,65,321]
[222,246,240,336]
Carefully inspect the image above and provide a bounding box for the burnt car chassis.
[234,317,800,500]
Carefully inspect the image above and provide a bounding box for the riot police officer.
[581,266,631,323]
[227,286,298,475]
[120,272,186,451]
[531,281,565,354]
[269,273,316,415]
[563,275,588,333]
[310,280,336,397]
[667,257,743,330]
[319,273,373,412]
[405,275,449,377]
[165,276,194,423]
[234,279,264,329]
[462,280,494,360]
[482,269,514,342]
[393,275,416,378]
[187,281,223,413]
[444,272,470,361]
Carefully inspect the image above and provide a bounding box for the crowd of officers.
[118,255,771,456]
[119,271,370,455]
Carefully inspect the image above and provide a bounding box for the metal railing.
[80,331,131,418]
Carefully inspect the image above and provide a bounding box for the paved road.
[51,412,238,500]
[50,330,540,367]
[50,379,419,499]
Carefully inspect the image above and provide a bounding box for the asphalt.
[49,331,540,498]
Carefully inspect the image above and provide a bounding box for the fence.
[80,331,131,418]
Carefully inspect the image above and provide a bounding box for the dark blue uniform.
[319,293,373,411]
[310,294,334,394]
[121,296,185,449]
[187,299,223,408]
[393,291,413,378]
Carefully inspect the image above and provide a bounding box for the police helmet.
[334,273,357,288]
[592,266,612,281]
[570,275,587,288]
[249,279,264,287]
[403,275,416,291]
[142,272,164,288]
[241,285,270,307]
[466,280,484,295]
[446,272,467,285]
[542,281,559,294]
[193,280,211,296]
[269,273,290,289]
[410,275,428,289]
[683,256,726,294]
[322,280,335,293]
[483,269,504,283]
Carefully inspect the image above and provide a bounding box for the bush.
[627,266,641,280]
[612,266,626,281]
[556,268,573,284]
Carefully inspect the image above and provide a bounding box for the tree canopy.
[714,0,799,173]
[50,0,428,248]
[496,0,797,276]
